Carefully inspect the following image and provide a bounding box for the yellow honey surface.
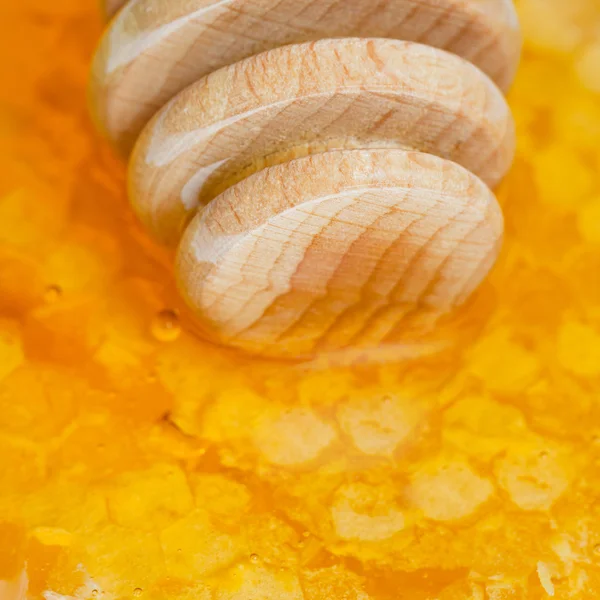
[1,0,600,598]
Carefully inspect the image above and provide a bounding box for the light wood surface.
[129,38,515,246]
[90,0,521,357]
[176,149,503,357]
[91,0,521,153]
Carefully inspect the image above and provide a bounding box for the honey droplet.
[594,544,600,556]
[91,591,98,598]
[151,309,181,342]
[133,588,143,597]
[44,284,62,303]
[249,553,259,564]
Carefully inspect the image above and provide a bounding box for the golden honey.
[1,0,600,598]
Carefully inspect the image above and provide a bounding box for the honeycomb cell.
[406,459,494,521]
[331,482,406,542]
[518,0,583,53]
[495,442,576,511]
[77,525,166,599]
[554,93,600,151]
[252,408,337,467]
[43,227,122,295]
[533,145,594,209]
[467,330,540,394]
[337,393,426,457]
[576,41,600,94]
[557,320,600,378]
[105,463,194,530]
[159,510,239,580]
[443,395,530,460]
[188,475,251,523]
[577,197,600,243]
[201,387,272,443]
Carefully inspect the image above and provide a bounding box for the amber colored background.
[1,0,600,598]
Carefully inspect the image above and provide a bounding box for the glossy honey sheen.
[1,0,600,599]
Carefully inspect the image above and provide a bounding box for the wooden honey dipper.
[90,0,521,358]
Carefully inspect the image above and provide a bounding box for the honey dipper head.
[176,150,504,358]
[129,37,515,358]
[90,1,521,358]
[128,38,515,247]
[91,0,521,153]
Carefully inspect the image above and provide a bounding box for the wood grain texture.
[176,149,503,357]
[90,0,521,152]
[129,38,515,246]
[90,0,521,357]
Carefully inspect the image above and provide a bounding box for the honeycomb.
[1,0,600,598]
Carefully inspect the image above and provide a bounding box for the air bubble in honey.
[44,284,62,303]
[151,309,181,342]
